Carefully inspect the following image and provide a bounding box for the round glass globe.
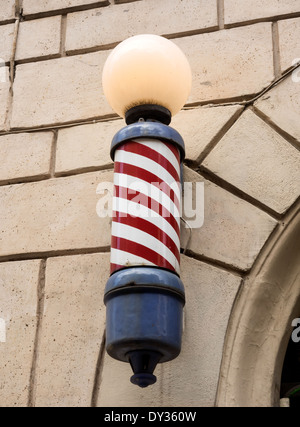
[102,34,192,119]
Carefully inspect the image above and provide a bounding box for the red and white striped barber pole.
[102,34,190,387]
[111,137,181,276]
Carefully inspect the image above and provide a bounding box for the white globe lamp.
[102,34,192,124]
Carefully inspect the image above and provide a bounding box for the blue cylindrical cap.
[104,267,186,364]
[110,121,185,162]
[104,267,185,303]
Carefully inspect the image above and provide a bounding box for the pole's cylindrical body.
[111,136,181,276]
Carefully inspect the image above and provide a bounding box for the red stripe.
[164,141,180,164]
[114,162,180,212]
[110,263,125,274]
[113,212,180,263]
[119,141,180,184]
[114,185,180,237]
[111,236,176,272]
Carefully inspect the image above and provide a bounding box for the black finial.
[128,350,162,388]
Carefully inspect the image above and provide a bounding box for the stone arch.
[216,207,300,407]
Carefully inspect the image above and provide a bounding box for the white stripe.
[113,197,180,248]
[110,248,156,268]
[114,173,181,220]
[133,138,180,172]
[111,222,180,273]
[115,150,181,200]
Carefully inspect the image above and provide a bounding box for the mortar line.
[54,163,114,178]
[272,21,282,79]
[16,0,24,12]
[0,163,114,188]
[196,165,282,221]
[49,131,58,178]
[0,114,120,135]
[19,1,110,21]
[0,19,15,27]
[217,0,225,30]
[0,247,111,264]
[4,3,21,131]
[252,106,300,153]
[60,14,68,57]
[27,259,47,407]
[91,329,106,407]
[0,174,51,187]
[195,105,245,165]
[182,249,247,278]
[223,12,300,29]
[10,2,22,82]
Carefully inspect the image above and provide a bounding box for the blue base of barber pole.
[104,267,185,388]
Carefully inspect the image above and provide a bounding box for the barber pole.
[111,136,182,276]
[101,33,191,388]
[104,121,186,388]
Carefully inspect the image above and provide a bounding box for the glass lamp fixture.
[102,34,191,388]
[102,34,192,124]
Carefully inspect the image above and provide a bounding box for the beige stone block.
[174,23,274,104]
[172,106,243,162]
[278,17,300,72]
[224,0,300,25]
[65,0,218,53]
[181,167,277,271]
[0,170,113,257]
[0,132,53,183]
[98,256,241,407]
[35,253,108,407]
[203,110,300,214]
[0,67,10,131]
[22,0,108,15]
[11,52,113,129]
[16,16,62,61]
[56,120,121,175]
[0,260,41,407]
[0,24,15,62]
[0,0,15,22]
[255,75,300,143]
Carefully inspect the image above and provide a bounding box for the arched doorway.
[216,207,300,407]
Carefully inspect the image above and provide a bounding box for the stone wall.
[0,0,299,407]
